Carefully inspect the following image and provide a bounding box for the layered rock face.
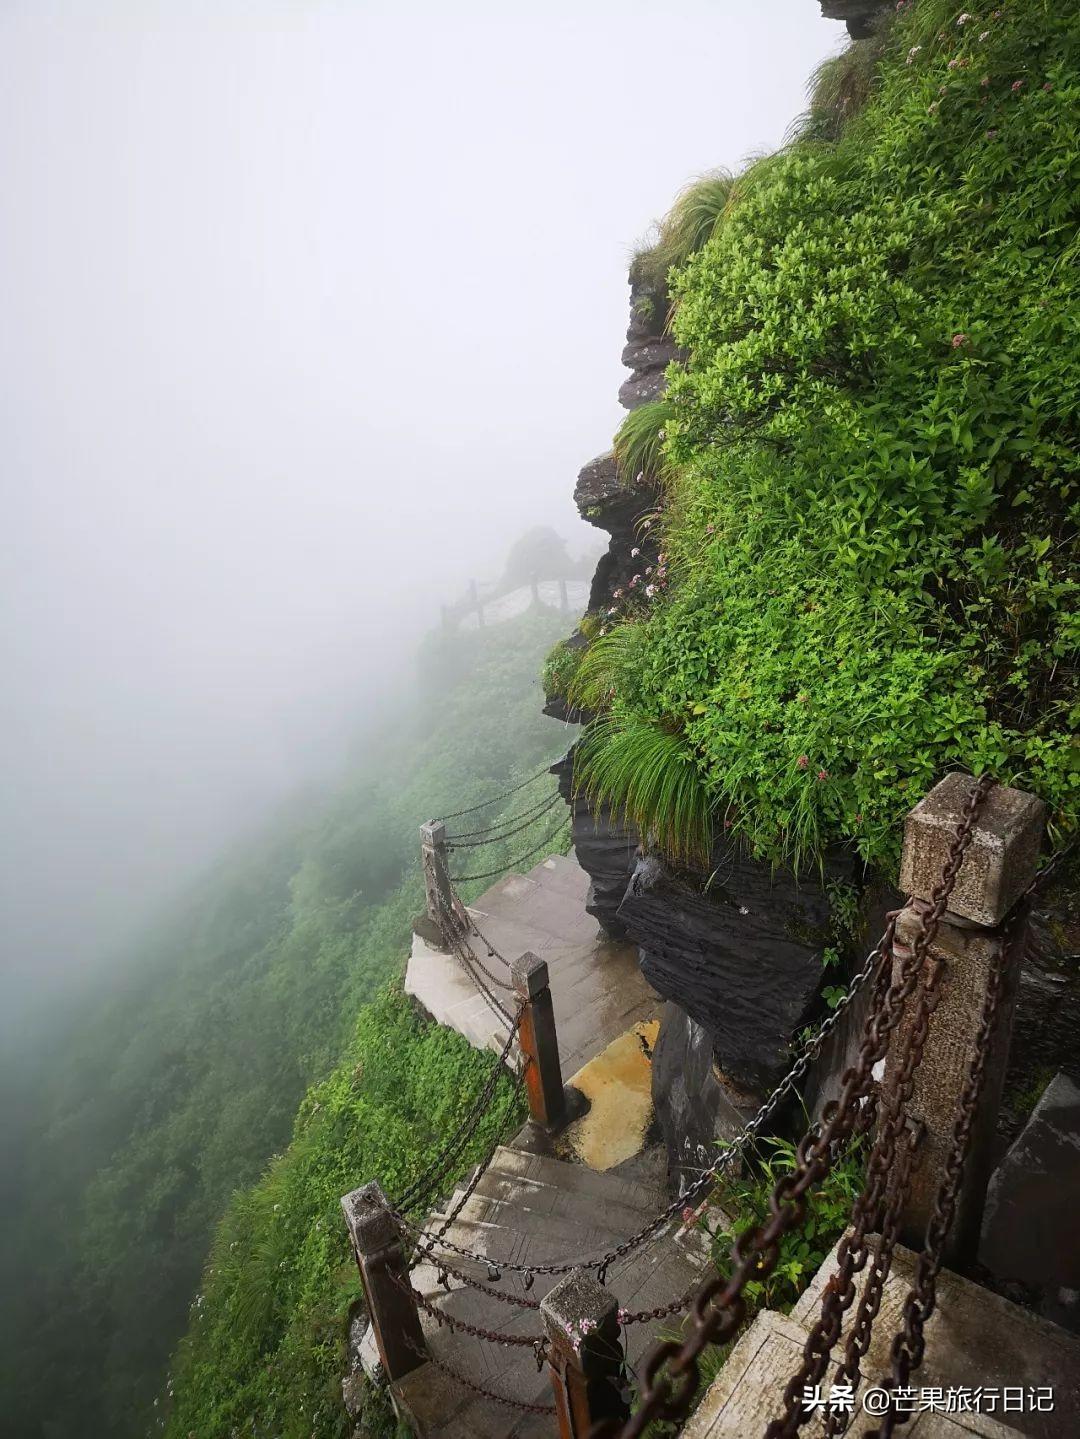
[618,848,858,1094]
[817,0,892,38]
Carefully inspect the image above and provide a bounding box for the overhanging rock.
[618,848,855,1093]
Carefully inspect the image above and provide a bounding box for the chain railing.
[345,770,1048,1438]
[591,773,1016,1438]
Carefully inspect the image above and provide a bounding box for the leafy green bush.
[579,2,1080,872]
[165,983,525,1439]
[709,1136,865,1312]
[542,636,584,699]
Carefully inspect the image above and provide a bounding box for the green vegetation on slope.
[577,1,1079,870]
[1,605,573,1439]
[165,982,524,1439]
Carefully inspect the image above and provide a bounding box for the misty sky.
[0,0,846,1034]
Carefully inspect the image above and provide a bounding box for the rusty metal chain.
[449,814,572,884]
[404,1336,557,1414]
[390,1267,545,1350]
[871,902,1017,1438]
[823,1117,923,1439]
[434,756,566,823]
[589,774,996,1439]
[448,791,563,847]
[394,1002,525,1215]
[434,889,519,1027]
[769,775,997,1438]
[419,1250,544,1311]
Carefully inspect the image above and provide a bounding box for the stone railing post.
[341,1182,427,1382]
[542,1271,630,1435]
[511,951,567,1130]
[886,773,1045,1265]
[420,821,464,945]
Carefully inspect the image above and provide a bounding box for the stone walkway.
[684,1234,1080,1438]
[406,851,659,1078]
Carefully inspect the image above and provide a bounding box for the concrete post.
[542,1270,629,1435]
[511,951,567,1130]
[420,821,465,945]
[559,576,568,612]
[885,773,1045,1265]
[341,1182,427,1382]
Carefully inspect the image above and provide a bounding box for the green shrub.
[709,1136,865,1312]
[583,2,1080,872]
[166,984,526,1439]
[542,637,584,699]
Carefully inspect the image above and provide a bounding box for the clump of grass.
[614,398,676,489]
[574,710,712,864]
[790,40,884,142]
[566,626,644,714]
[631,170,735,295]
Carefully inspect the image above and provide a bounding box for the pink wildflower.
[1043,81,1053,91]
[705,522,715,535]
[797,755,809,771]
[1011,78,1024,92]
[952,332,968,347]
[817,769,829,783]
[682,1206,697,1224]
[985,127,999,138]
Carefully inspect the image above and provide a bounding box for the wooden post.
[419,821,465,944]
[341,1182,428,1382]
[511,951,566,1130]
[885,773,1046,1265]
[542,1270,629,1435]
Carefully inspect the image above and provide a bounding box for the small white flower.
[630,546,641,557]
[957,12,972,25]
[979,29,990,40]
[645,584,656,597]
[607,606,617,616]
[907,44,922,63]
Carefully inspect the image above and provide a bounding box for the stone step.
[485,1145,665,1215]
[431,1202,632,1268]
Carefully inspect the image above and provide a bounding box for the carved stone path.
[406,851,659,1077]
[684,1234,1080,1439]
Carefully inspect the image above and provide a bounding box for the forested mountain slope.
[0,606,572,1439]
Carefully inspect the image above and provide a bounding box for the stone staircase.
[385,1143,712,1436]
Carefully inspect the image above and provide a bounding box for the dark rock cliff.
[817,0,892,38]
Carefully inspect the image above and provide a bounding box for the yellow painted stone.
[559,1018,660,1172]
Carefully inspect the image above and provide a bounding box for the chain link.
[391,1268,545,1349]
[872,900,1018,1437]
[590,774,996,1438]
[448,790,563,847]
[394,1003,525,1215]
[435,756,567,823]
[449,814,571,884]
[405,1337,557,1415]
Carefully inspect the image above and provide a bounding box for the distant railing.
[441,575,589,632]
